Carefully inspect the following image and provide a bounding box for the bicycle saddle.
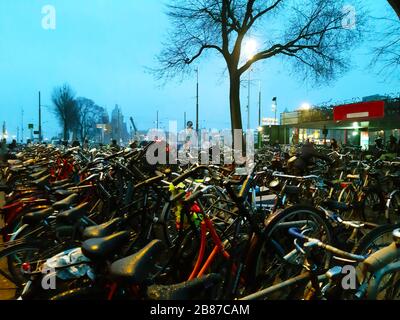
[22,207,54,225]
[283,185,301,195]
[56,202,88,224]
[82,231,130,261]
[52,183,76,191]
[30,169,48,180]
[53,189,75,197]
[147,273,222,300]
[109,239,165,284]
[389,173,400,180]
[52,193,79,211]
[83,218,122,240]
[33,174,51,187]
[50,179,71,187]
[347,174,360,180]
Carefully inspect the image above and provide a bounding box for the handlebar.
[327,151,350,159]
[272,172,320,181]
[171,165,216,186]
[288,228,366,262]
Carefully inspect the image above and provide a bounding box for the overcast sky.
[0,0,399,141]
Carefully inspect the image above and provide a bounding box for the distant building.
[279,94,400,148]
[110,105,129,144]
[362,94,389,102]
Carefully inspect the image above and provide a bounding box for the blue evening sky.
[0,0,399,140]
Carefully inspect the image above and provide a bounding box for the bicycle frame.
[188,216,230,280]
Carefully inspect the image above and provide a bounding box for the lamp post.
[244,38,257,131]
[195,68,199,134]
[156,110,159,130]
[258,81,262,149]
[272,97,277,125]
[39,91,42,142]
[247,69,251,131]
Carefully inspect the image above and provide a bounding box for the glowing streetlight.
[299,103,311,110]
[244,38,258,60]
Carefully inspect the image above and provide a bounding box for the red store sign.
[333,101,385,121]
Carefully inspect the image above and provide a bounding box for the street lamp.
[272,97,278,125]
[244,38,258,131]
[299,103,311,111]
[244,39,258,60]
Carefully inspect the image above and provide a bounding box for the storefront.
[280,98,400,148]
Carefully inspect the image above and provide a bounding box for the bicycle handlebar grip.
[104,150,124,161]
[184,190,203,204]
[320,243,365,262]
[135,175,164,189]
[288,228,306,240]
[78,165,90,175]
[171,165,209,185]
[170,190,186,202]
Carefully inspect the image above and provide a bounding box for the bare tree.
[75,97,101,142]
[51,84,78,141]
[388,0,400,19]
[155,0,366,131]
[371,16,400,79]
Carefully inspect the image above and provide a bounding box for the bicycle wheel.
[0,242,43,299]
[50,286,109,300]
[353,223,400,255]
[353,223,400,300]
[246,205,334,299]
[338,185,359,220]
[386,191,400,224]
[375,272,400,300]
[361,188,386,225]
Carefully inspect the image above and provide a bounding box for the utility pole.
[184,112,187,129]
[272,97,278,125]
[2,122,6,140]
[21,107,24,143]
[258,81,262,149]
[258,81,262,127]
[196,68,199,134]
[156,110,159,130]
[39,91,42,142]
[247,69,251,131]
[117,105,120,143]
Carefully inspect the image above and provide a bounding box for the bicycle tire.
[246,205,334,299]
[353,223,400,255]
[0,242,44,299]
[361,188,386,224]
[50,286,109,300]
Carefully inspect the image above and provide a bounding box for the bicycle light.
[21,262,31,273]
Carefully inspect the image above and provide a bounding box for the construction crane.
[130,117,138,140]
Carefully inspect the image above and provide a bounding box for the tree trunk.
[63,122,68,141]
[229,72,246,154]
[229,73,243,131]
